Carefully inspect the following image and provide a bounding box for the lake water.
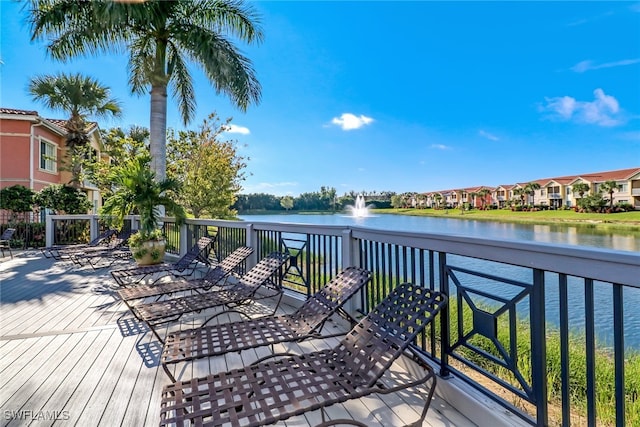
[240,212,640,252]
[240,212,640,348]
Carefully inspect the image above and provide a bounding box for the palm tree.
[599,180,621,211]
[513,187,526,206]
[524,182,541,206]
[433,193,443,209]
[477,188,491,209]
[29,72,121,187]
[29,0,262,186]
[572,182,590,199]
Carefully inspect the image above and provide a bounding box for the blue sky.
[1,1,639,196]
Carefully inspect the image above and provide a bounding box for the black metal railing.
[44,214,639,426]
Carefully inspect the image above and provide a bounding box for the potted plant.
[100,157,186,265]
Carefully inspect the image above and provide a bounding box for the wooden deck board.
[0,252,475,427]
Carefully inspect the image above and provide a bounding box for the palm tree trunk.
[150,84,167,218]
[150,84,167,183]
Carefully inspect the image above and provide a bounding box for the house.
[0,107,107,215]
[423,167,640,210]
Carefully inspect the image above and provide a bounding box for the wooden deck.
[0,251,475,427]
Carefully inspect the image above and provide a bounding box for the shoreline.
[371,208,640,232]
[238,208,640,233]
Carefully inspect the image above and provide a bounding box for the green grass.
[445,297,640,426]
[374,208,640,233]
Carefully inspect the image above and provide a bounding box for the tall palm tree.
[599,180,621,210]
[28,0,263,185]
[524,182,541,206]
[513,187,526,206]
[477,188,491,209]
[572,182,590,199]
[29,72,121,186]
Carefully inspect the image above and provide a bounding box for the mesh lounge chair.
[0,228,16,259]
[159,282,448,427]
[68,229,134,269]
[116,246,254,303]
[130,251,290,343]
[160,266,371,382]
[41,228,117,259]
[111,235,215,287]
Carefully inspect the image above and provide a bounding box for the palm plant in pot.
[100,157,186,265]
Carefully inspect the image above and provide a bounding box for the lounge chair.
[68,229,134,269]
[111,235,215,287]
[160,266,372,382]
[41,228,117,259]
[0,228,16,259]
[159,282,448,427]
[129,251,290,343]
[116,246,254,303]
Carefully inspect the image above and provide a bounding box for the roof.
[1,107,99,133]
[425,167,640,196]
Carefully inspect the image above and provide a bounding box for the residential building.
[422,167,640,210]
[0,107,107,215]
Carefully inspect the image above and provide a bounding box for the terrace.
[1,215,638,426]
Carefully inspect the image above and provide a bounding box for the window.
[40,139,57,172]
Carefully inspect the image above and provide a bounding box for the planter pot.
[132,239,166,266]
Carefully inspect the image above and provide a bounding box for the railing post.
[90,215,99,242]
[45,214,54,247]
[245,223,257,269]
[341,228,362,316]
[179,221,188,257]
[531,268,548,427]
[439,251,451,378]
[341,228,356,268]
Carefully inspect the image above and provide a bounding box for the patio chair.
[111,235,215,287]
[116,246,254,303]
[159,282,448,427]
[0,228,16,259]
[130,251,290,343]
[68,229,134,269]
[41,228,117,259]
[160,266,372,382]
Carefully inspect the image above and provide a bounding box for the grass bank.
[373,208,640,233]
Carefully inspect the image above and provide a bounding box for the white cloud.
[330,113,374,131]
[571,58,640,73]
[479,130,499,141]
[225,124,250,135]
[540,88,622,126]
[430,144,452,150]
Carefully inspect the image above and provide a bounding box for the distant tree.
[599,180,622,211]
[29,73,121,187]
[571,182,590,200]
[280,196,294,211]
[524,182,541,205]
[233,193,281,212]
[513,187,526,206]
[390,195,404,209]
[34,184,92,214]
[433,193,443,209]
[477,188,491,209]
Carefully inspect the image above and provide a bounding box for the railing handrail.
[47,214,639,287]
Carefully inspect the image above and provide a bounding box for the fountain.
[347,194,370,218]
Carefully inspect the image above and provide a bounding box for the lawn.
[374,208,640,232]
